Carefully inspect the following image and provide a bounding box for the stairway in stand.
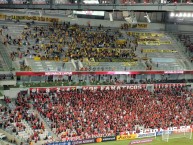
[31,107,60,141]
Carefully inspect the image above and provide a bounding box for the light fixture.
[170,12,175,17]
[170,12,193,18]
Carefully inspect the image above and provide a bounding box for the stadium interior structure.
[0,1,193,145]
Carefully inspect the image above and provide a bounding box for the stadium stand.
[0,93,51,144]
[0,4,193,145]
[1,21,192,72]
[29,86,193,140]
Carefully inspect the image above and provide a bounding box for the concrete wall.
[166,23,193,32]
[62,18,165,30]
[0,129,22,145]
[178,24,193,32]
[0,11,165,30]
[3,88,28,98]
[0,80,16,86]
[1,82,192,99]
[2,10,193,31]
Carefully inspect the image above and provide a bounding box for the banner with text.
[48,141,72,145]
[129,138,154,145]
[154,83,186,88]
[29,84,147,93]
[137,132,156,138]
[72,138,95,145]
[116,134,137,141]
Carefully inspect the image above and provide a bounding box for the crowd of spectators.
[178,34,193,62]
[0,73,14,80]
[2,21,138,63]
[30,86,193,140]
[0,93,48,144]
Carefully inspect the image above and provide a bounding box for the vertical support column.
[77,0,82,4]
[29,0,33,4]
[77,0,82,11]
[50,0,53,9]
[113,0,117,11]
[8,0,13,4]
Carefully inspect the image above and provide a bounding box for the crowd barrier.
[138,41,160,45]
[48,141,72,145]
[12,15,59,22]
[121,23,148,29]
[72,138,96,145]
[143,49,177,53]
[33,56,60,61]
[91,48,122,52]
[139,36,157,39]
[116,39,127,45]
[48,136,116,145]
[16,70,188,76]
[122,62,137,66]
[138,38,159,41]
[159,41,172,45]
[0,14,59,22]
[137,132,156,138]
[138,41,171,46]
[29,84,147,93]
[47,125,193,144]
[0,14,148,29]
[0,14,6,19]
[128,31,164,37]
[116,134,137,141]
[29,83,186,93]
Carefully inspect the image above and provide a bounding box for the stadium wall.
[1,11,193,32]
[46,125,193,144]
[1,83,187,99]
[0,12,165,30]
[3,88,28,98]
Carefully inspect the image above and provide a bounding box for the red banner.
[45,72,72,75]
[15,70,192,76]
[30,86,77,93]
[29,84,147,93]
[29,83,187,93]
[82,85,146,90]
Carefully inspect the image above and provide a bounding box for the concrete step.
[31,109,60,141]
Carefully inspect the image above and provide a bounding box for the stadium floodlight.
[170,12,175,17]
[179,13,182,17]
[170,12,193,18]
